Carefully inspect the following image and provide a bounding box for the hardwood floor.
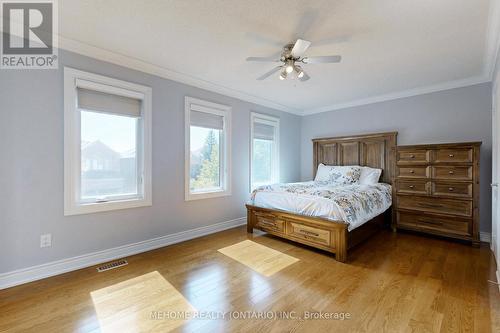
[0,226,499,332]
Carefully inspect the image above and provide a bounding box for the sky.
[190,126,217,151]
[81,110,136,153]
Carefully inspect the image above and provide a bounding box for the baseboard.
[0,217,246,290]
[480,231,492,243]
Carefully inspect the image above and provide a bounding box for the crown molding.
[58,30,493,118]
[301,75,490,115]
[58,36,303,115]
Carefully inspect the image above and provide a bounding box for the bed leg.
[246,207,254,233]
[335,250,347,263]
[334,228,348,263]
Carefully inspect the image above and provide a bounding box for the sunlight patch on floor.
[91,271,195,333]
[218,240,299,276]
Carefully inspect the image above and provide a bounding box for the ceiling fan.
[246,39,342,81]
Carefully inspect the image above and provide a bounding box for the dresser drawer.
[397,196,472,217]
[286,222,331,246]
[396,211,419,229]
[397,180,429,195]
[433,148,473,163]
[397,150,430,165]
[432,166,472,180]
[255,213,285,233]
[397,166,430,179]
[397,211,471,237]
[431,181,472,198]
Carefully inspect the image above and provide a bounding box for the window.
[185,97,231,200]
[250,112,279,190]
[64,68,152,215]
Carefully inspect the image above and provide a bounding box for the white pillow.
[359,166,382,185]
[314,164,362,185]
[314,163,331,182]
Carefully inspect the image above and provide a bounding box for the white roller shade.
[77,88,141,117]
[254,122,275,141]
[190,110,224,130]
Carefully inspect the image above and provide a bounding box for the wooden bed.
[246,132,397,262]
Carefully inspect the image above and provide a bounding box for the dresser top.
[397,142,481,150]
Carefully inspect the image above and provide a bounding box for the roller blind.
[77,88,141,117]
[190,110,224,130]
[254,122,275,141]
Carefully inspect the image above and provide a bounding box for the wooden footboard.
[246,204,388,263]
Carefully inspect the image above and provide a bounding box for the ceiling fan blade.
[299,71,310,82]
[294,10,318,39]
[302,55,342,64]
[291,39,311,58]
[256,66,282,80]
[246,56,280,62]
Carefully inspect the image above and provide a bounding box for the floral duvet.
[249,181,392,231]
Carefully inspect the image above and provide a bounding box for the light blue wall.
[0,49,494,273]
[0,50,301,272]
[301,83,493,233]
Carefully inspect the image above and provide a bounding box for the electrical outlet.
[40,234,52,248]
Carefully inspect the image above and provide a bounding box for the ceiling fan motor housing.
[282,44,297,61]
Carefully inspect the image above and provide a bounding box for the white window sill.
[185,189,231,201]
[64,197,152,216]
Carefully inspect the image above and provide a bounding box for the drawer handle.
[448,187,454,191]
[261,224,278,231]
[298,229,320,237]
[419,219,443,226]
[417,202,443,208]
[448,154,454,157]
[448,171,454,175]
[410,155,415,158]
[408,185,415,189]
[409,170,415,174]
[259,220,277,228]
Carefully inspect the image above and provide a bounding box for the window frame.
[185,96,232,201]
[64,67,152,215]
[250,112,280,191]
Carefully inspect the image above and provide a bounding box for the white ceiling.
[59,0,496,115]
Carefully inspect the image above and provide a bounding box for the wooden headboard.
[312,132,398,184]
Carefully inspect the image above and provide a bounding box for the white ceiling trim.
[301,75,490,115]
[58,36,303,115]
[303,2,500,116]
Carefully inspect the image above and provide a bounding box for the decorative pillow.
[359,167,382,185]
[314,164,362,185]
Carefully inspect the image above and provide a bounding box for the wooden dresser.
[395,142,481,246]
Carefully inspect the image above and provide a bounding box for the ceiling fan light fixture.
[295,65,304,78]
[285,60,294,74]
[279,70,287,80]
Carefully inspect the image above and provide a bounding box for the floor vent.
[96,259,128,272]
